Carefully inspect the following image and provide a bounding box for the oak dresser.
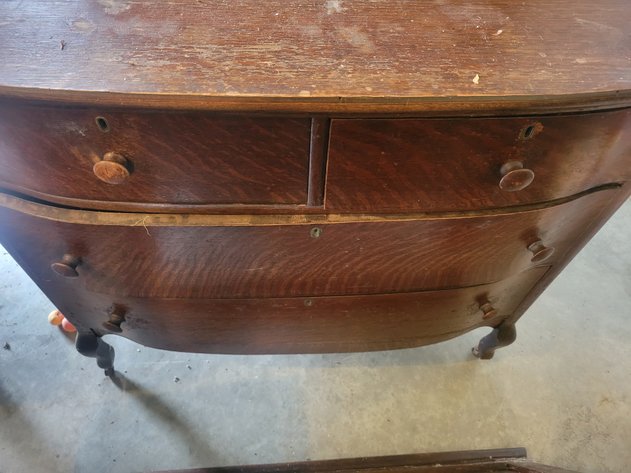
[0,0,630,376]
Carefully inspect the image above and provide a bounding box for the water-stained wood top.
[0,0,630,112]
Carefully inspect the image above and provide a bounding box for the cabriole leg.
[75,331,116,377]
[472,322,517,360]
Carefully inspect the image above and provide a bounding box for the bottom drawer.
[52,267,546,354]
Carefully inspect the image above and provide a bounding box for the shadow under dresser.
[0,0,629,375]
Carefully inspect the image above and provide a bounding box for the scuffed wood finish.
[0,230,549,354]
[0,185,629,355]
[154,448,583,473]
[0,185,621,228]
[327,110,631,212]
[108,268,548,354]
[0,103,311,206]
[0,189,619,300]
[1,0,630,369]
[0,1,630,114]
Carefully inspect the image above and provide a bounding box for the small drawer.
[326,109,631,212]
[0,103,311,208]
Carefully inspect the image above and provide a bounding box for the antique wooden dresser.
[0,1,629,376]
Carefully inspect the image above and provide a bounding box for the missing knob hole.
[95,116,110,132]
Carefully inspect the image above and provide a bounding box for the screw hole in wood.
[95,116,110,132]
[310,227,322,238]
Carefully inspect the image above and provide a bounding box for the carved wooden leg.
[472,322,517,360]
[75,331,116,377]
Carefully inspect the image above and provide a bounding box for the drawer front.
[29,267,549,355]
[0,104,310,206]
[0,188,619,300]
[326,110,631,212]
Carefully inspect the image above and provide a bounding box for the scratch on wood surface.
[337,26,375,54]
[133,216,152,236]
[574,17,620,33]
[98,0,131,15]
[53,122,87,136]
[472,74,480,85]
[325,0,345,15]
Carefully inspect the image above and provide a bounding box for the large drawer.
[326,109,631,212]
[0,103,311,207]
[32,267,549,354]
[0,188,619,300]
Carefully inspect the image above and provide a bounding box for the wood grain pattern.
[505,179,631,329]
[2,182,625,356]
[0,102,311,206]
[1,1,630,364]
[326,109,631,212]
[0,227,549,353]
[307,118,330,207]
[2,89,630,117]
[154,448,582,473]
[0,0,629,115]
[0,184,621,227]
[110,268,549,354]
[0,189,619,300]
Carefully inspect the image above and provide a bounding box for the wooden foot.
[472,322,517,360]
[75,331,116,377]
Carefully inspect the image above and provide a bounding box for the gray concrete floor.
[0,200,630,473]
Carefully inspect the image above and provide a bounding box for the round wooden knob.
[479,302,497,320]
[51,254,80,278]
[499,161,535,192]
[93,152,131,184]
[528,240,555,263]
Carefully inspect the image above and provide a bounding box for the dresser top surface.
[1,0,630,112]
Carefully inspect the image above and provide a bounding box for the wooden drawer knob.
[479,302,497,320]
[528,240,555,263]
[499,161,535,192]
[102,307,126,333]
[93,152,131,184]
[51,254,80,278]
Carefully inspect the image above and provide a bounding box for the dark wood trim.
[307,117,330,207]
[154,448,528,473]
[153,448,580,473]
[0,183,316,215]
[1,86,630,116]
